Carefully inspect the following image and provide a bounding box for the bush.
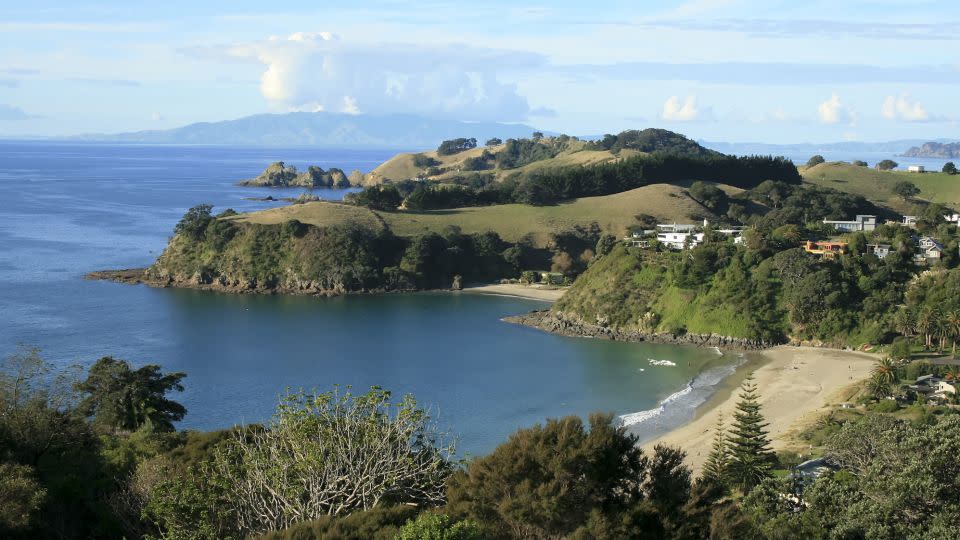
[944,162,957,175]
[396,513,484,540]
[413,154,439,168]
[877,159,898,171]
[437,138,477,156]
[870,399,899,413]
[806,155,826,167]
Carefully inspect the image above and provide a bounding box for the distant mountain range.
[903,142,960,159]
[71,112,541,148]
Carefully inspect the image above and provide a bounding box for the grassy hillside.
[234,184,720,246]
[802,162,959,213]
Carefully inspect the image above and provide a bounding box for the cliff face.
[903,142,960,159]
[240,162,351,188]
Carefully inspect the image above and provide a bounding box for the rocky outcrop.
[239,162,350,188]
[504,310,773,350]
[903,142,960,159]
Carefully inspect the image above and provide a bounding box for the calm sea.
[0,141,734,455]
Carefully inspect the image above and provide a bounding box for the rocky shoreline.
[84,268,415,297]
[503,310,772,350]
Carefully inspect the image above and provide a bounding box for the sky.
[0,0,958,143]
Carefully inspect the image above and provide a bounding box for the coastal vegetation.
[4,348,958,539]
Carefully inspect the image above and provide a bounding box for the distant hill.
[801,161,959,214]
[705,139,950,155]
[71,112,541,148]
[904,142,960,159]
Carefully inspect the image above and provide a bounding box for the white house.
[867,243,892,259]
[908,165,925,173]
[914,236,944,264]
[902,215,918,227]
[944,213,960,225]
[823,215,877,232]
[657,231,704,250]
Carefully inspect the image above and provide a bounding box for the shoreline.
[459,283,565,302]
[639,345,876,471]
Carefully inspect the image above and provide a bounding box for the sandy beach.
[642,346,877,471]
[461,283,566,302]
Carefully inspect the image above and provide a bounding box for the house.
[944,213,960,225]
[823,215,877,232]
[914,236,943,264]
[804,240,848,259]
[908,165,925,173]
[657,231,704,250]
[902,215,918,227]
[867,243,892,259]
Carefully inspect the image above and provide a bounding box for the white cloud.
[881,94,929,121]
[661,95,699,121]
[214,32,542,121]
[818,94,854,124]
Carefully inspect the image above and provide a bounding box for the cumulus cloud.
[205,32,544,121]
[661,95,700,121]
[881,94,929,122]
[818,94,854,124]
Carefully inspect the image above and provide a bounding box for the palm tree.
[915,306,936,350]
[867,374,892,400]
[934,318,950,353]
[872,357,897,386]
[894,308,914,339]
[946,310,960,359]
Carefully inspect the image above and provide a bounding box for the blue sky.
[0,0,957,142]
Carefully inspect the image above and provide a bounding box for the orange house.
[804,240,848,259]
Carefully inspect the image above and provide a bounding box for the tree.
[174,204,214,240]
[947,310,960,358]
[871,357,896,386]
[0,463,46,533]
[412,154,439,168]
[688,180,728,212]
[915,306,937,349]
[351,185,402,211]
[701,414,731,486]
[889,338,912,361]
[484,137,502,146]
[437,138,477,156]
[806,155,825,167]
[446,413,648,539]
[943,162,957,175]
[727,374,775,491]
[531,131,544,141]
[852,160,868,167]
[893,308,915,338]
[162,387,455,536]
[876,159,898,171]
[892,180,920,200]
[75,357,186,433]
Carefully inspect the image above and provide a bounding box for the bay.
[0,141,730,455]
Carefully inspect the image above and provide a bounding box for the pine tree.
[727,373,775,491]
[701,414,731,486]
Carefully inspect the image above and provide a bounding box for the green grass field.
[232,183,718,246]
[802,162,960,213]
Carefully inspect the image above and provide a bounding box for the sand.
[461,283,566,302]
[641,346,877,471]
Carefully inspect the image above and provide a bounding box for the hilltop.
[801,161,959,214]
[363,129,717,186]
[71,112,539,148]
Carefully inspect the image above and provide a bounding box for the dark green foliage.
[688,181,728,212]
[256,505,420,540]
[75,356,186,433]
[852,159,868,167]
[944,161,957,175]
[892,180,920,199]
[590,128,716,157]
[806,155,825,167]
[446,413,651,538]
[485,137,502,146]
[877,159,898,170]
[437,138,477,156]
[413,153,440,168]
[0,462,46,533]
[174,203,214,240]
[351,184,402,211]
[727,374,775,491]
[495,137,561,169]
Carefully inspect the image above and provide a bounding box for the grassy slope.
[802,162,959,214]
[362,139,632,185]
[233,184,716,246]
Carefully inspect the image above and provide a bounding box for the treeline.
[5,351,957,539]
[586,127,716,157]
[152,205,555,293]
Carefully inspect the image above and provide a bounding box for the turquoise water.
[0,141,731,455]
